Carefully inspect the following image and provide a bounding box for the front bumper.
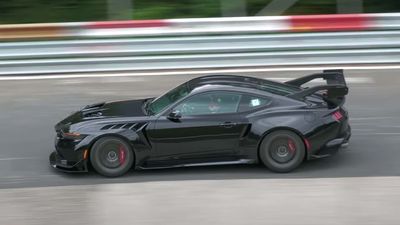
[49,151,88,172]
[50,130,93,173]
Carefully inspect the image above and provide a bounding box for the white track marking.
[378,125,400,128]
[0,64,397,81]
[266,77,373,83]
[351,128,375,131]
[350,116,399,120]
[353,132,400,135]
[0,157,40,161]
[55,77,373,84]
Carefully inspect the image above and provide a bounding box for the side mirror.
[167,110,182,120]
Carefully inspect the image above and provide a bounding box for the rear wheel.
[90,137,134,177]
[259,130,305,173]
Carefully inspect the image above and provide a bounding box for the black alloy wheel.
[90,137,134,177]
[259,130,305,173]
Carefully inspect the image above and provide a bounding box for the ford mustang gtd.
[49,70,350,177]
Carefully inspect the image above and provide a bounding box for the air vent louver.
[101,123,137,130]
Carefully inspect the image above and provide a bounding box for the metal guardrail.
[1,31,400,76]
[2,31,400,59]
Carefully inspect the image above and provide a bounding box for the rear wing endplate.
[285,69,347,87]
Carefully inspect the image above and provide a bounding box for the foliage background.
[0,0,399,24]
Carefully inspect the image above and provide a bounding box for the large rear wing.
[286,70,348,107]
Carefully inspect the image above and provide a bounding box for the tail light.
[332,110,343,121]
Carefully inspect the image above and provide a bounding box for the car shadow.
[45,146,394,189]
[2,134,397,190]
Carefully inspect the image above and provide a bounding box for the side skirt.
[137,159,256,170]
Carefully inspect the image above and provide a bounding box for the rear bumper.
[325,137,349,148]
[310,125,351,159]
[49,151,88,173]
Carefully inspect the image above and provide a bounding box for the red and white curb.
[1,13,400,39]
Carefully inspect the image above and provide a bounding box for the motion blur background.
[1,1,400,225]
[1,0,400,22]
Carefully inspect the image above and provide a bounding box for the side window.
[238,94,271,112]
[174,92,241,116]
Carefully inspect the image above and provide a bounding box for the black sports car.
[50,70,350,177]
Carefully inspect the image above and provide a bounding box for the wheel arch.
[86,133,137,168]
[257,126,308,162]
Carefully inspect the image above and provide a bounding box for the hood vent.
[82,102,106,111]
[82,110,105,118]
[81,102,107,118]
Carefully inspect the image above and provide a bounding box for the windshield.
[147,83,190,115]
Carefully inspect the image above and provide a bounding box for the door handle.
[219,122,237,128]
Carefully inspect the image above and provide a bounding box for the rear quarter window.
[238,94,271,112]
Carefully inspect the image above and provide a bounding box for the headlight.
[61,132,87,141]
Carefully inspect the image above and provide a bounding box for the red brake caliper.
[119,145,126,165]
[288,139,296,153]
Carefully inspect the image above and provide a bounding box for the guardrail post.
[221,0,247,17]
[256,0,299,16]
[337,0,363,13]
[107,0,133,20]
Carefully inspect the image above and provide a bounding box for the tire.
[259,130,305,173]
[90,136,134,177]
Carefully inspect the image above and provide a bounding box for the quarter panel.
[240,109,319,160]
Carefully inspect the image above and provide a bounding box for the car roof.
[188,75,301,97]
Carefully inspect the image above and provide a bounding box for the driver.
[208,95,221,113]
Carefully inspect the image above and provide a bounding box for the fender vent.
[101,123,136,130]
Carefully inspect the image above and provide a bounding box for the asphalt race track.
[1,69,400,225]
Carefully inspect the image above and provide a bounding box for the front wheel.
[259,130,305,173]
[90,137,134,177]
